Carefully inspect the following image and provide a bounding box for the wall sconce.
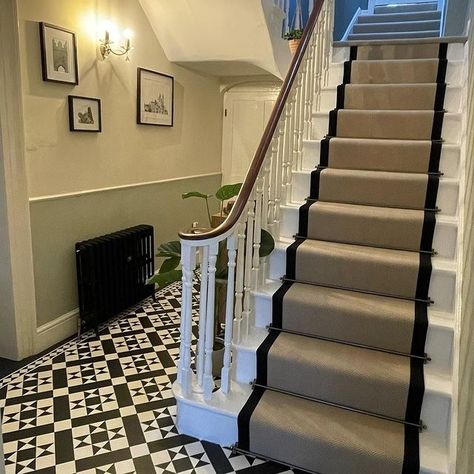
[99,22,133,60]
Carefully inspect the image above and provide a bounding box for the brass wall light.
[99,22,133,60]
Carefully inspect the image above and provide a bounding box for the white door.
[221,86,280,185]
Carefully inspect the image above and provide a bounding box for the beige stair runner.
[238,41,447,473]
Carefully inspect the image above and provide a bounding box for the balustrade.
[177,0,334,399]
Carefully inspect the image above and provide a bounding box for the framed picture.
[68,96,102,132]
[137,68,174,126]
[39,22,78,85]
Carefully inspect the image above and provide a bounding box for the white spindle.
[252,173,264,289]
[196,245,209,389]
[203,242,218,400]
[233,221,246,344]
[221,232,237,394]
[178,243,196,397]
[274,120,285,236]
[242,199,255,337]
[176,0,336,406]
[268,136,279,236]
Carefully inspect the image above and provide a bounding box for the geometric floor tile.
[0,282,294,473]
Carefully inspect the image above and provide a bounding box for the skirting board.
[35,308,78,354]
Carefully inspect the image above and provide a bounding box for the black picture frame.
[39,22,79,85]
[137,67,174,127]
[68,95,102,132]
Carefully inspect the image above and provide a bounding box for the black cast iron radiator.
[75,225,155,331]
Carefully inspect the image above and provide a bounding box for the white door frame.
[0,0,37,361]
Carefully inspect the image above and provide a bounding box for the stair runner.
[238,42,448,474]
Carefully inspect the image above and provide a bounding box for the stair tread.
[358,11,441,23]
[265,331,418,421]
[291,239,425,299]
[330,109,442,140]
[245,389,415,473]
[353,19,441,34]
[320,136,435,173]
[374,3,438,14]
[304,201,429,251]
[348,30,441,41]
[315,167,432,210]
[340,83,442,111]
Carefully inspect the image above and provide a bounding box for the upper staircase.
[172,1,471,473]
[345,1,443,41]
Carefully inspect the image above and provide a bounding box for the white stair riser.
[232,332,451,437]
[318,86,462,113]
[311,112,462,144]
[302,140,461,179]
[279,205,458,260]
[268,244,457,313]
[290,171,460,218]
[332,43,465,64]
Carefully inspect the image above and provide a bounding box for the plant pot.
[288,39,301,55]
[212,340,225,378]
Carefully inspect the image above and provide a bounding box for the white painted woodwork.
[138,0,291,78]
[174,1,468,469]
[0,0,36,361]
[221,87,279,184]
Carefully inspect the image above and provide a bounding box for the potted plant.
[284,28,303,55]
[147,183,275,377]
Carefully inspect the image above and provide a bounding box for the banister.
[179,0,327,241]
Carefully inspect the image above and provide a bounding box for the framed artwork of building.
[39,22,79,85]
[137,68,174,126]
[68,96,102,132]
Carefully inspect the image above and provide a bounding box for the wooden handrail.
[179,0,326,240]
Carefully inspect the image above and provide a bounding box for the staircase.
[345,2,443,41]
[173,1,470,472]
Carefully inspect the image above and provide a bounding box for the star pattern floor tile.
[1,283,296,473]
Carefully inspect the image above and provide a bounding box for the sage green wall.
[30,173,221,327]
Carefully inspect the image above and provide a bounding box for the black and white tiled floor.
[0,283,294,473]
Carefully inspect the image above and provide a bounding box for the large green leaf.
[182,191,212,200]
[215,183,242,202]
[156,241,181,259]
[159,257,180,274]
[260,229,275,258]
[147,269,182,289]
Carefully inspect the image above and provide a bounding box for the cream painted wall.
[17,0,223,198]
[14,0,224,339]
